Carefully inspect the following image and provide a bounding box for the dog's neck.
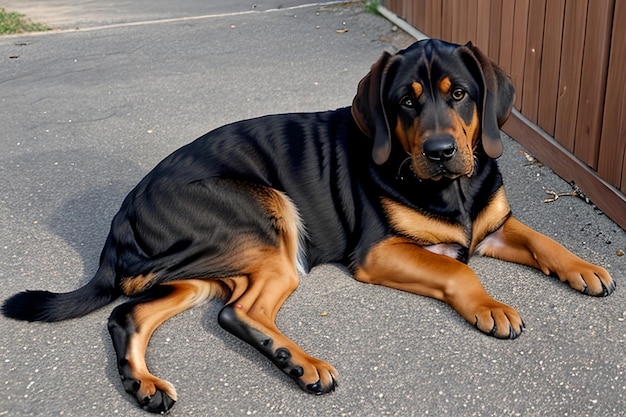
[372,148,502,226]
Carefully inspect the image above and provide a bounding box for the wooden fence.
[382,0,626,229]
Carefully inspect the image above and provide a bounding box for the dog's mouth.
[396,158,464,182]
[429,168,463,181]
[410,156,472,181]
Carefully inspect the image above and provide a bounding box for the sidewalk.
[0,2,624,416]
[4,0,334,30]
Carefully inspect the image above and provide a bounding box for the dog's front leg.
[477,217,615,296]
[354,237,524,339]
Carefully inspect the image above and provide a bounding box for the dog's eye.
[451,88,466,101]
[400,96,414,108]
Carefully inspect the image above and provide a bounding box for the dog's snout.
[422,135,457,161]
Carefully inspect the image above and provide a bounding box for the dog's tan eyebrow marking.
[411,81,423,98]
[438,76,452,95]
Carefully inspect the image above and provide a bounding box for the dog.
[2,39,615,413]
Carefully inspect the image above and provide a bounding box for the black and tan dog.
[2,39,615,413]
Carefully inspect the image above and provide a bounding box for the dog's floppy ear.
[459,42,515,159]
[352,51,400,165]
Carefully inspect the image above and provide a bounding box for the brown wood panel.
[536,0,565,136]
[622,150,626,194]
[386,0,400,15]
[389,0,405,19]
[573,0,613,169]
[451,0,467,44]
[554,0,589,152]
[441,0,454,41]
[475,0,492,52]
[487,0,502,61]
[404,0,414,26]
[511,0,530,109]
[598,0,626,190]
[498,0,516,74]
[412,0,426,31]
[466,0,479,44]
[424,0,443,38]
[520,0,546,123]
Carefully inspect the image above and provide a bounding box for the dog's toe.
[302,373,338,395]
[294,358,338,395]
[473,302,524,339]
[121,375,177,414]
[139,389,176,413]
[556,261,615,297]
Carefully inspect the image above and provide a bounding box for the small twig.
[543,190,580,203]
[520,150,543,167]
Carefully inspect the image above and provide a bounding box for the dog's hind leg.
[107,279,228,413]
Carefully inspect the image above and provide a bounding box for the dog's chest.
[380,184,510,262]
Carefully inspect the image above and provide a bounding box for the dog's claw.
[599,280,615,297]
[120,376,176,414]
[472,303,524,340]
[303,376,337,395]
[306,380,323,394]
[488,321,498,337]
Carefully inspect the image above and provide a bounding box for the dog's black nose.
[422,135,457,161]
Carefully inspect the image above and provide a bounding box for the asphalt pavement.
[1,1,625,416]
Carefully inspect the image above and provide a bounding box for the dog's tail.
[2,236,120,322]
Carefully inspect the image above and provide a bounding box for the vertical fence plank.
[521,0,546,123]
[573,0,613,169]
[598,0,626,190]
[424,0,442,38]
[391,0,406,19]
[475,0,492,52]
[386,0,400,16]
[511,0,530,109]
[536,0,565,136]
[622,152,626,194]
[488,0,502,61]
[412,0,426,31]
[451,0,466,44]
[441,0,454,41]
[466,0,479,44]
[554,0,589,152]
[498,0,516,74]
[403,0,413,25]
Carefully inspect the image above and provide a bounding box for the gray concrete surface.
[4,0,327,30]
[1,1,624,416]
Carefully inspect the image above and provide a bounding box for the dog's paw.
[472,301,524,339]
[293,356,338,395]
[121,375,177,413]
[556,260,615,297]
[275,348,337,394]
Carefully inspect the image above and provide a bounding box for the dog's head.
[352,39,515,180]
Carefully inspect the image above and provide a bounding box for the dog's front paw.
[556,260,615,297]
[294,356,338,395]
[273,347,337,394]
[471,300,524,339]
